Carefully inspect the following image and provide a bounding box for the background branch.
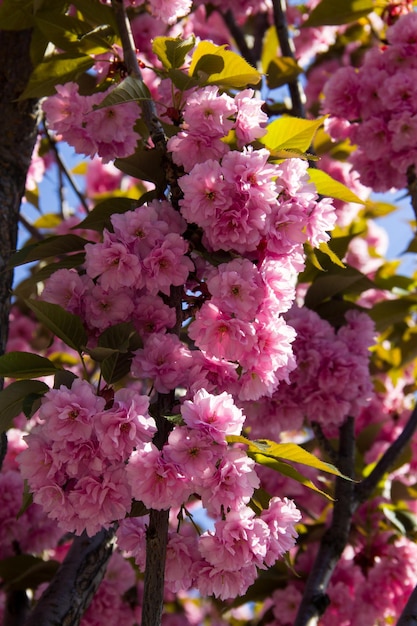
[24,528,116,626]
[271,0,306,118]
[294,417,355,626]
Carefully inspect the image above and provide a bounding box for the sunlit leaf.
[0,380,49,433]
[227,436,347,478]
[266,57,303,89]
[189,41,261,88]
[261,115,326,153]
[152,35,195,70]
[251,454,334,499]
[308,168,365,204]
[19,52,95,99]
[261,25,279,75]
[24,300,88,353]
[302,0,374,27]
[0,352,59,379]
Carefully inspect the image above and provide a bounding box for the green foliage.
[115,147,167,191]
[93,76,152,109]
[84,322,142,384]
[266,57,303,89]
[76,197,141,232]
[302,0,374,27]
[308,168,365,205]
[152,35,195,70]
[20,52,95,99]
[189,41,261,88]
[227,436,347,477]
[261,115,326,154]
[0,352,59,379]
[0,380,49,433]
[0,555,59,591]
[9,234,89,268]
[24,300,88,353]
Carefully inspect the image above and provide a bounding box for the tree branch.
[295,402,417,625]
[271,0,306,118]
[294,417,356,626]
[221,10,257,66]
[24,527,116,626]
[355,403,417,505]
[111,0,166,149]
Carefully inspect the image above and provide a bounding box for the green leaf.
[152,35,195,70]
[302,0,374,27]
[0,352,59,379]
[189,41,261,88]
[261,115,326,153]
[370,298,417,332]
[93,76,151,110]
[76,197,139,232]
[115,147,166,191]
[252,454,333,499]
[261,25,279,75]
[266,57,303,89]
[70,0,118,31]
[0,380,49,433]
[317,242,346,268]
[97,322,142,384]
[0,555,59,590]
[227,436,347,478]
[304,265,374,309]
[9,234,89,268]
[98,322,142,352]
[308,168,365,204]
[0,0,35,29]
[34,14,115,55]
[20,53,95,99]
[24,300,88,353]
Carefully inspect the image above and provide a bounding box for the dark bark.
[0,26,39,626]
[0,28,39,359]
[24,528,116,626]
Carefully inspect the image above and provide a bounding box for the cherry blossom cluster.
[121,389,300,600]
[243,307,375,438]
[18,379,156,536]
[42,82,141,162]
[323,10,417,191]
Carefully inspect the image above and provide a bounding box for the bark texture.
[0,28,39,357]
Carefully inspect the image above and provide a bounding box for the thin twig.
[221,10,257,66]
[18,214,44,241]
[271,0,306,118]
[310,421,338,466]
[43,122,90,215]
[355,403,417,505]
[111,0,166,149]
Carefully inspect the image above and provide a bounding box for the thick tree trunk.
[0,28,39,358]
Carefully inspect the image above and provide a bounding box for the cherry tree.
[1,1,417,626]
